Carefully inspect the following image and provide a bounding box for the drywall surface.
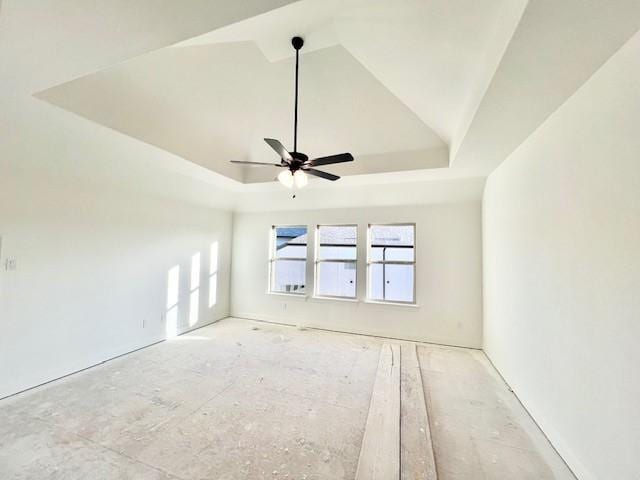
[231,202,483,348]
[483,30,640,480]
[0,175,232,399]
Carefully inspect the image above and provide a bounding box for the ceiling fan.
[231,36,354,188]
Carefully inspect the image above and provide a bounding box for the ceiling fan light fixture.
[293,169,308,188]
[277,169,294,188]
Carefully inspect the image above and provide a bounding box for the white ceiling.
[38,42,446,183]
[176,0,529,145]
[35,0,522,184]
[3,0,640,210]
[452,0,640,173]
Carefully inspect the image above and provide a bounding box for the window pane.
[317,262,356,298]
[369,263,384,300]
[384,264,414,302]
[275,226,307,259]
[318,245,356,260]
[318,225,357,260]
[276,244,307,258]
[271,259,306,293]
[370,246,384,262]
[369,263,414,303]
[384,247,414,261]
[369,246,414,262]
[370,225,414,247]
[319,225,357,245]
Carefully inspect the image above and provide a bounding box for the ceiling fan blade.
[264,138,293,162]
[309,153,354,167]
[230,160,285,167]
[304,168,340,181]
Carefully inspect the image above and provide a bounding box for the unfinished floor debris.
[0,318,575,479]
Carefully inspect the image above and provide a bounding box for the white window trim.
[268,224,308,296]
[366,222,417,305]
[313,224,358,300]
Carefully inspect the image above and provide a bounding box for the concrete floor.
[0,318,575,479]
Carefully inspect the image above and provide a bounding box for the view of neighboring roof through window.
[270,226,307,294]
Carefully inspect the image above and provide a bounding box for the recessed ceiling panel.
[37,42,445,183]
[35,0,524,184]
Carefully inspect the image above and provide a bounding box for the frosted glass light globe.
[293,170,308,188]
[277,170,294,188]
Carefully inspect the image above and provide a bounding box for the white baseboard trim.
[0,314,228,401]
[483,352,591,480]
[230,311,481,350]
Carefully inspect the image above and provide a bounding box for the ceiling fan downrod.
[292,36,304,154]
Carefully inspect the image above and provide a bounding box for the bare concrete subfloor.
[0,318,575,480]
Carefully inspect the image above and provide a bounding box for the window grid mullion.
[316,259,357,264]
[367,260,415,265]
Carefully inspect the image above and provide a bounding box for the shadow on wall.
[165,241,218,338]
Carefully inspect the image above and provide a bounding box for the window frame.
[268,224,308,296]
[366,223,416,305]
[314,224,358,300]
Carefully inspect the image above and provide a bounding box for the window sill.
[266,291,308,299]
[363,299,420,308]
[311,295,359,303]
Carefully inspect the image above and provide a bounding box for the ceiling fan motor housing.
[288,151,308,171]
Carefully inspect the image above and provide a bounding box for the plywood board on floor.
[400,343,437,480]
[355,343,401,480]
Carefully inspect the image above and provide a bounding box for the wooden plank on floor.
[355,343,401,480]
[401,343,438,480]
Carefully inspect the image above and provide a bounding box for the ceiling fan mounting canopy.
[291,36,304,50]
[230,35,354,187]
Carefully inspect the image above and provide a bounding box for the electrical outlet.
[4,258,16,271]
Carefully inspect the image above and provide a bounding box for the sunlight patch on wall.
[189,252,201,327]
[166,265,180,338]
[209,241,219,308]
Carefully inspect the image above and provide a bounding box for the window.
[368,224,415,303]
[269,226,307,294]
[315,225,357,299]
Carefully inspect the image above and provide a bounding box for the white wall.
[0,174,232,399]
[231,202,483,348]
[483,31,640,480]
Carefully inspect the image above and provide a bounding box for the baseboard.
[483,351,592,480]
[0,314,228,402]
[230,311,482,350]
[0,336,164,401]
